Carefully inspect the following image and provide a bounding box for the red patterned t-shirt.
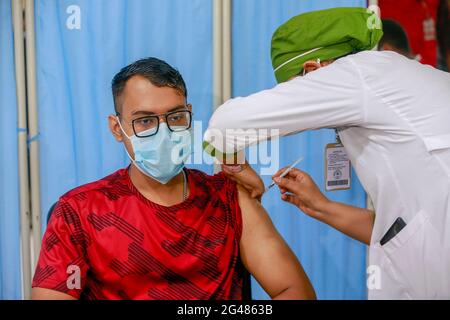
[32,168,244,300]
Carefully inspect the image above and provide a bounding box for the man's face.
[108,75,191,158]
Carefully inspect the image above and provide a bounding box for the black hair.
[111,57,187,113]
[379,19,412,55]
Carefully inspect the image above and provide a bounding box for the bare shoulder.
[236,185,266,216]
[236,184,253,202]
[236,184,277,237]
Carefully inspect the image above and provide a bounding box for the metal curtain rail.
[213,0,232,172]
[12,0,41,299]
[25,0,42,270]
[12,0,32,300]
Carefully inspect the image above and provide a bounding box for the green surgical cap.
[271,7,383,83]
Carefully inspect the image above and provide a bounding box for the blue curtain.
[232,0,368,299]
[0,0,22,300]
[35,0,213,233]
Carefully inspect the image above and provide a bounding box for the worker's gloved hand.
[273,168,330,218]
[222,163,265,200]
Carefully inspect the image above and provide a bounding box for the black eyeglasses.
[118,109,192,138]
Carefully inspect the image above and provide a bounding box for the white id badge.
[325,143,351,191]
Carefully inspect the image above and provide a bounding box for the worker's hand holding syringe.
[222,155,375,245]
[272,166,375,245]
[221,156,304,200]
[272,165,331,218]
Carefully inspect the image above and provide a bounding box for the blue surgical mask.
[118,119,192,184]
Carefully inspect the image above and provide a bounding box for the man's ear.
[187,103,192,112]
[108,115,123,142]
[302,60,321,75]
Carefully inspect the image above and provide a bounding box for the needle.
[265,156,304,192]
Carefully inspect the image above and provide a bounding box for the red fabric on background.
[379,0,439,66]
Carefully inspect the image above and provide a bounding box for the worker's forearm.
[315,201,375,245]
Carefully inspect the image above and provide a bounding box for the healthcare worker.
[203,7,450,299]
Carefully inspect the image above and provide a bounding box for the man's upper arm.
[237,186,316,299]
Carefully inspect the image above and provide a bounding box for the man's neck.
[128,164,186,206]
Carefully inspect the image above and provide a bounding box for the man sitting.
[31,57,315,300]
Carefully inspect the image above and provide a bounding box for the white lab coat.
[204,51,450,299]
